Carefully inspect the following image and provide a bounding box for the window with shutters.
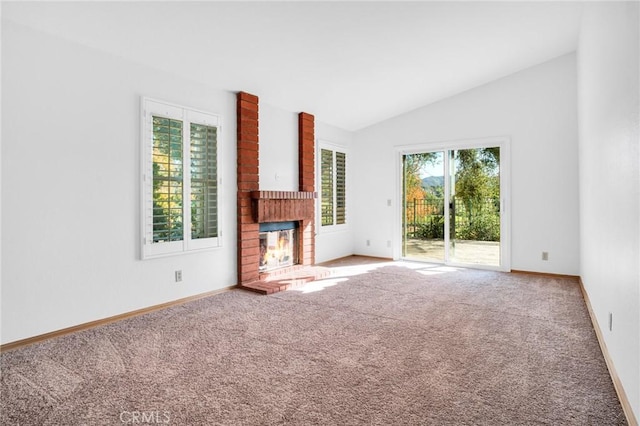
[141,98,221,259]
[319,143,347,230]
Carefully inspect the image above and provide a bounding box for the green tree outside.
[404,147,500,242]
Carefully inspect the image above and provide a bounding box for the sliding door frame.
[394,136,511,272]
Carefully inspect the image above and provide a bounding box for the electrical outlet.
[175,270,183,282]
[387,240,391,248]
[366,240,371,247]
[542,251,549,261]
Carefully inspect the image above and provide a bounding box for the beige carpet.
[1,262,626,425]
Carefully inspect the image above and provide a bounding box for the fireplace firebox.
[259,222,298,272]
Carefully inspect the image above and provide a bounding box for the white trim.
[395,135,509,156]
[444,150,452,262]
[394,136,511,272]
[318,139,349,152]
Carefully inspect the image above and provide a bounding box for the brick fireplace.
[236,92,327,294]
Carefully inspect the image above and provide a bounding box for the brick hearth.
[236,92,327,294]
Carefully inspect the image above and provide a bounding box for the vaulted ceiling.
[3,1,585,131]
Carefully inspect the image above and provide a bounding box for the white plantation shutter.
[190,122,218,240]
[320,149,334,226]
[152,116,184,243]
[142,98,221,259]
[336,151,346,225]
[319,143,347,230]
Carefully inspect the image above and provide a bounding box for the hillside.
[422,176,444,189]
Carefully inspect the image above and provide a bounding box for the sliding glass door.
[402,151,446,262]
[401,141,508,270]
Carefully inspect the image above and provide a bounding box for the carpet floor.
[1,261,627,425]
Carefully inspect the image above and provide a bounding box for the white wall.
[577,2,639,419]
[353,54,580,275]
[315,122,355,263]
[1,21,239,344]
[259,103,298,192]
[0,3,4,347]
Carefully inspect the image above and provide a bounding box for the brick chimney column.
[298,112,315,266]
[237,92,260,285]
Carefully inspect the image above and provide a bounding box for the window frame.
[317,141,348,233]
[140,97,222,259]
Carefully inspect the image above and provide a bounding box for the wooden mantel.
[251,191,317,223]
